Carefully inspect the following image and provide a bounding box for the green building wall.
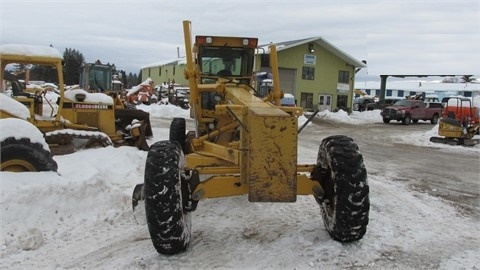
[142,41,357,111]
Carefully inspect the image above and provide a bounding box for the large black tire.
[169,118,186,153]
[431,114,439,124]
[314,135,369,242]
[382,118,390,124]
[1,137,58,172]
[144,141,191,254]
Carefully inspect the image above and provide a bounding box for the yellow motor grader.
[132,21,370,255]
[0,44,151,171]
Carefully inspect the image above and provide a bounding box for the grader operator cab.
[0,44,151,171]
[132,21,369,255]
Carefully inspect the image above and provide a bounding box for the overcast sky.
[1,0,479,81]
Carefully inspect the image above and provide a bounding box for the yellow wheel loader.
[0,44,151,170]
[132,21,370,255]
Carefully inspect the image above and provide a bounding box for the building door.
[336,95,348,111]
[300,92,314,110]
[318,94,332,111]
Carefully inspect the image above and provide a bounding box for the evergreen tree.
[63,48,85,85]
[460,75,475,83]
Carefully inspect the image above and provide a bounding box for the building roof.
[142,37,366,69]
[355,81,480,92]
[141,57,186,69]
[260,37,366,68]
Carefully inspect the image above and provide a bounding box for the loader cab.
[79,62,114,93]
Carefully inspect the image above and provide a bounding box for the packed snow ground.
[1,104,479,269]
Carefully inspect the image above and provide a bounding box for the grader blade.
[132,183,147,225]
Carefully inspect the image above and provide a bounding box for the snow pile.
[64,89,114,104]
[0,93,30,119]
[1,104,478,269]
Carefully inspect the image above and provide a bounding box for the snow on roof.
[142,57,187,69]
[0,44,62,60]
[64,89,114,104]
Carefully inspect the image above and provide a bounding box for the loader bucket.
[134,120,150,151]
[115,108,153,137]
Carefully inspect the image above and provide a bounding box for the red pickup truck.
[381,100,442,125]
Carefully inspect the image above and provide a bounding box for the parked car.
[366,98,402,111]
[380,100,442,125]
[281,93,296,107]
[353,97,375,111]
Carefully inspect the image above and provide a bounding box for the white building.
[354,81,480,101]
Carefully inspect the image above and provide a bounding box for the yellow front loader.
[1,44,151,169]
[132,20,370,255]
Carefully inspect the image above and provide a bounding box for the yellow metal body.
[182,21,318,202]
[438,121,478,139]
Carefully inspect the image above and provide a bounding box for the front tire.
[431,114,439,124]
[169,118,186,153]
[144,141,191,254]
[402,115,411,125]
[1,137,58,172]
[314,135,369,242]
[382,118,390,124]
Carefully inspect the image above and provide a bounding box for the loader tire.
[1,137,58,172]
[169,118,186,153]
[314,135,369,242]
[144,141,191,255]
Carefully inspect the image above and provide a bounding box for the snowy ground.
[1,104,479,269]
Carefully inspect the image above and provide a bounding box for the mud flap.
[132,183,147,225]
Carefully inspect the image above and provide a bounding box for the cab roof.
[0,44,63,65]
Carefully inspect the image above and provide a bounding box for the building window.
[308,43,315,53]
[300,92,313,110]
[386,90,392,96]
[302,67,315,80]
[338,70,349,83]
[148,68,151,77]
[173,66,176,76]
[398,90,404,97]
[159,67,161,76]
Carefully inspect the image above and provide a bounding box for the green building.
[141,37,365,112]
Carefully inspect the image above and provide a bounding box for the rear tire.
[144,141,191,254]
[1,137,58,172]
[314,135,369,242]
